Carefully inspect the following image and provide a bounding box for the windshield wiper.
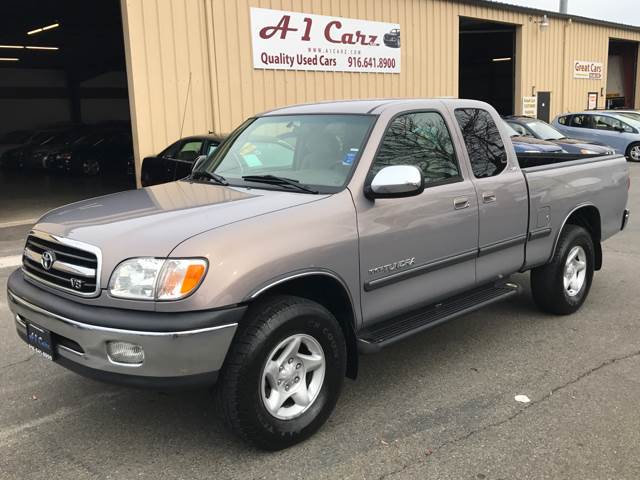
[189,170,228,185]
[241,174,319,194]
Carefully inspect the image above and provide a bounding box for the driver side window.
[369,111,461,186]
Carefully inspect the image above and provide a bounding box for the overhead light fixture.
[0,57,19,62]
[530,14,550,31]
[0,45,59,50]
[492,57,512,62]
[27,22,60,35]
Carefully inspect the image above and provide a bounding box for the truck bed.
[516,152,612,169]
[520,153,629,269]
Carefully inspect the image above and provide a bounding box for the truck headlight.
[108,258,207,301]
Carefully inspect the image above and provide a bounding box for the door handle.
[454,197,470,210]
[482,192,496,203]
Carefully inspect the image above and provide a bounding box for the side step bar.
[357,282,520,354]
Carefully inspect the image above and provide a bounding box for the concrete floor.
[0,164,638,479]
[0,169,134,226]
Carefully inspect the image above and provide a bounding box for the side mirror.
[364,165,424,200]
[192,155,207,172]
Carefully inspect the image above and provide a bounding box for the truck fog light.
[107,341,144,364]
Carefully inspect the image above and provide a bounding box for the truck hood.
[35,181,327,280]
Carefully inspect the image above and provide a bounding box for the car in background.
[383,28,401,48]
[502,121,565,154]
[504,116,614,155]
[46,129,134,177]
[552,111,640,162]
[0,130,37,158]
[1,127,85,170]
[141,134,223,186]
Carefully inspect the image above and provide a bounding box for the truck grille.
[22,231,100,297]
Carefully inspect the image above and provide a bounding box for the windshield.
[610,113,640,130]
[502,121,521,137]
[204,114,375,192]
[523,119,564,140]
[74,131,108,146]
[616,112,640,123]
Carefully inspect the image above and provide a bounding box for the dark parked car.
[0,130,38,159]
[383,28,401,48]
[47,129,134,177]
[504,116,614,155]
[1,127,86,170]
[502,121,565,154]
[141,134,223,186]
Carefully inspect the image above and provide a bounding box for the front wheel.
[626,142,640,162]
[217,296,346,450]
[530,225,595,315]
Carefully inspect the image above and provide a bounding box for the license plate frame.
[26,322,55,360]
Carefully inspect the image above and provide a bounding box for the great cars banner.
[250,7,401,74]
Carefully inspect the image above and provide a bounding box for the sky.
[489,0,640,27]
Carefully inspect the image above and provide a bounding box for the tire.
[626,142,640,162]
[530,225,595,315]
[217,295,346,450]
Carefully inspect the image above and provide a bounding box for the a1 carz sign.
[250,7,401,74]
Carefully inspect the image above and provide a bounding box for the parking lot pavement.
[0,164,638,480]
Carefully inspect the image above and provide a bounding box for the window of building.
[369,111,461,186]
[454,108,508,178]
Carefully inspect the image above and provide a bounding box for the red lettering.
[301,17,312,41]
[259,15,298,40]
[324,20,342,43]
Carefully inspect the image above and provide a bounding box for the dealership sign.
[573,60,603,80]
[250,7,401,73]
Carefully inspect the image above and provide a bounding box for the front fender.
[160,190,361,323]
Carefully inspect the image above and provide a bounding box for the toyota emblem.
[41,250,55,271]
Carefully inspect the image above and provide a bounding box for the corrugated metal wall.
[121,0,640,180]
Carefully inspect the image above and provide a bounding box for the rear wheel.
[217,295,346,450]
[530,225,595,315]
[626,142,640,162]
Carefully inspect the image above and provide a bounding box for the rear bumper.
[7,270,245,389]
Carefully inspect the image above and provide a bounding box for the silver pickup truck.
[7,99,630,449]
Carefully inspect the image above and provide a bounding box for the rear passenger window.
[454,108,507,178]
[370,112,461,186]
[570,115,587,127]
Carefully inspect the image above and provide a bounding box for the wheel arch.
[553,205,602,270]
[626,141,640,161]
[248,271,359,379]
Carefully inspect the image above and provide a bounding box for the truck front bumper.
[7,270,245,389]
